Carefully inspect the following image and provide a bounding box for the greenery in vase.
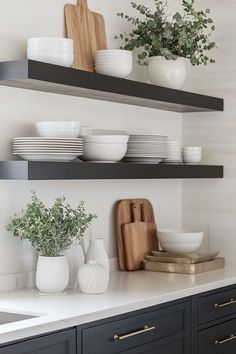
[115,0,216,66]
[7,191,97,257]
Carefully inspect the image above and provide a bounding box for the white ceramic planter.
[85,238,109,271]
[78,261,109,294]
[148,56,187,89]
[36,255,69,294]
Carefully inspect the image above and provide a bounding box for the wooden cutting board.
[116,199,159,271]
[123,203,150,271]
[65,0,107,72]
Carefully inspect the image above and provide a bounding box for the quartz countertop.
[0,265,236,345]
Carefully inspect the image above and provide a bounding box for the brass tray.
[143,258,225,274]
[146,252,219,265]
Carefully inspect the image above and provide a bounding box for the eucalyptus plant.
[116,0,216,66]
[7,191,96,257]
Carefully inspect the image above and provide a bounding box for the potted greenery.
[116,0,216,89]
[7,191,96,294]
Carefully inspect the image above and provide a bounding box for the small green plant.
[7,191,96,257]
[116,0,216,66]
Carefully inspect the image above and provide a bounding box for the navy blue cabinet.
[0,328,76,354]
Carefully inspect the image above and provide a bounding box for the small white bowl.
[95,65,132,78]
[160,242,202,254]
[95,49,132,56]
[36,121,81,138]
[83,143,127,162]
[183,152,202,164]
[28,38,73,46]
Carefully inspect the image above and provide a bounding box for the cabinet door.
[117,336,188,354]
[198,318,236,354]
[0,328,76,354]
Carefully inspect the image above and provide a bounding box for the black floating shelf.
[0,60,223,113]
[0,161,224,180]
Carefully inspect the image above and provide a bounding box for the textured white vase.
[36,255,69,294]
[85,238,109,271]
[78,261,109,294]
[148,56,186,89]
[67,243,85,290]
[80,228,92,258]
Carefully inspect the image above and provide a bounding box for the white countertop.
[0,265,236,345]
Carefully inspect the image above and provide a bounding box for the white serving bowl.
[28,51,74,67]
[95,49,132,56]
[36,121,81,138]
[83,143,127,162]
[81,128,129,136]
[160,242,202,254]
[183,152,202,164]
[158,229,204,244]
[83,135,129,144]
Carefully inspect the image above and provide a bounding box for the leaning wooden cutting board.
[123,203,150,271]
[116,199,159,271]
[65,0,107,72]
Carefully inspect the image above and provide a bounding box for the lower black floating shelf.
[0,161,224,180]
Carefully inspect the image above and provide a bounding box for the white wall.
[0,0,182,291]
[183,0,236,262]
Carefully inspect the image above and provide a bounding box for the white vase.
[78,261,109,294]
[36,255,69,294]
[67,244,85,290]
[148,56,186,89]
[85,238,109,271]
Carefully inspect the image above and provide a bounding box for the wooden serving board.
[116,199,159,271]
[65,0,107,72]
[143,258,225,274]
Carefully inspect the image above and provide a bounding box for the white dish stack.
[27,38,74,67]
[124,135,168,164]
[95,50,133,78]
[163,141,183,164]
[13,137,83,162]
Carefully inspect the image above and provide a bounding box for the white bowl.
[81,128,129,136]
[183,152,202,164]
[158,229,204,243]
[160,242,202,254]
[95,49,132,56]
[95,64,132,78]
[83,143,127,162]
[95,59,133,65]
[83,135,129,144]
[36,121,81,138]
[183,146,202,151]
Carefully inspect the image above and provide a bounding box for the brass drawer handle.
[214,334,236,345]
[113,325,156,342]
[214,298,236,309]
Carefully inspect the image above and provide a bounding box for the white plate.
[13,137,83,142]
[16,153,79,162]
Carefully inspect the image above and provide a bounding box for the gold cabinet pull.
[214,298,236,309]
[113,325,156,342]
[214,334,236,345]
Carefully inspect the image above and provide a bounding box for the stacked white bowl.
[183,147,202,164]
[36,121,81,138]
[27,38,74,67]
[158,229,204,254]
[82,130,129,162]
[95,50,133,78]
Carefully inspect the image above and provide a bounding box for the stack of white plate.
[13,137,83,162]
[27,38,74,67]
[163,141,183,164]
[124,135,167,164]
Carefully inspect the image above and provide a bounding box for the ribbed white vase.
[36,255,69,294]
[78,261,109,294]
[85,238,109,271]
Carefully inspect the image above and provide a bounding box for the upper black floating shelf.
[0,161,223,180]
[0,60,223,113]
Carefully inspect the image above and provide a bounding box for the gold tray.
[146,252,219,265]
[143,258,225,274]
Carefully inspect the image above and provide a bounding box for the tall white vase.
[148,56,187,89]
[85,238,109,271]
[36,255,69,294]
[67,243,85,290]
